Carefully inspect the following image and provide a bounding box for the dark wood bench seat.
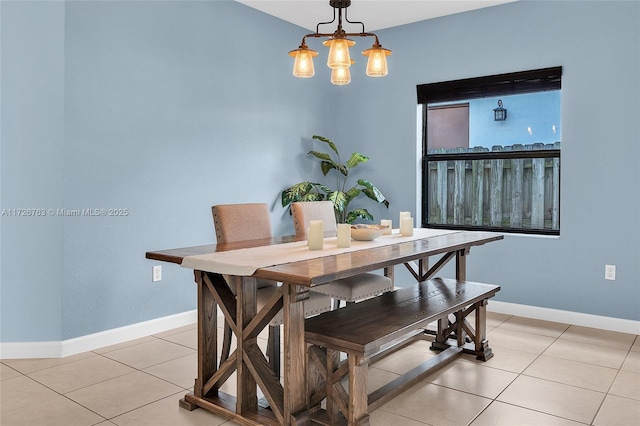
[305,277,500,426]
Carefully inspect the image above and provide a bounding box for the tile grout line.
[487,320,638,426]
[469,318,600,425]
[2,315,638,426]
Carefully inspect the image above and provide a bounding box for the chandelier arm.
[367,33,381,46]
[343,7,366,33]
[304,32,379,40]
[315,6,337,34]
[306,33,335,40]
[342,32,380,41]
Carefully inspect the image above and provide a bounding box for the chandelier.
[288,0,392,85]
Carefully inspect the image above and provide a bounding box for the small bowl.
[350,224,389,241]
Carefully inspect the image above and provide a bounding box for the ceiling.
[236,0,517,32]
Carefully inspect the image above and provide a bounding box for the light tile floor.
[2,313,639,426]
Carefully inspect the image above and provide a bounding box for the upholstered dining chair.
[290,201,394,310]
[212,203,331,377]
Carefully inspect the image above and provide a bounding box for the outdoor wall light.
[493,100,507,121]
[288,0,392,85]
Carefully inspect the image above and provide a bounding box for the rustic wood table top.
[146,231,502,285]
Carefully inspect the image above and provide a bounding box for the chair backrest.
[291,201,337,238]
[212,203,272,243]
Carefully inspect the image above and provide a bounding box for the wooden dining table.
[146,229,503,426]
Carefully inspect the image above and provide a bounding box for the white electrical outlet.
[152,265,162,282]
[605,264,616,281]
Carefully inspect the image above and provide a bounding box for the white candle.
[400,216,414,236]
[307,220,324,250]
[337,223,351,248]
[399,212,411,235]
[380,219,392,235]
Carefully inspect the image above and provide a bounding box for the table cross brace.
[403,251,456,282]
[193,271,290,423]
[431,299,493,361]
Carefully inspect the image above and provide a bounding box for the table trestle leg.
[284,285,311,425]
[234,276,258,415]
[196,271,219,398]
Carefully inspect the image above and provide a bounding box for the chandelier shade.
[362,43,392,77]
[289,0,392,85]
[323,38,356,69]
[331,66,352,85]
[288,45,319,78]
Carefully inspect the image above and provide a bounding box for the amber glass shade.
[330,66,351,85]
[362,45,392,77]
[323,38,355,69]
[289,46,319,78]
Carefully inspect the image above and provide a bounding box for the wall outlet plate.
[605,264,616,281]
[152,265,162,282]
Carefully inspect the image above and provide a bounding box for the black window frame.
[418,67,563,236]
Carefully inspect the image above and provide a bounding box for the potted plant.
[281,135,389,224]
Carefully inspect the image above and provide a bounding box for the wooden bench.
[305,277,500,426]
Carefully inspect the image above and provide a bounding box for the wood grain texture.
[254,232,502,286]
[145,236,299,264]
[305,278,500,357]
[236,276,258,414]
[147,231,503,426]
[195,271,217,398]
[283,285,308,424]
[146,233,502,285]
[306,279,500,425]
[243,343,284,423]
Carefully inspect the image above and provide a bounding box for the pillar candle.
[308,220,324,250]
[337,223,351,248]
[400,216,414,236]
[399,211,411,224]
[380,219,392,235]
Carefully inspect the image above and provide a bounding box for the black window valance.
[417,66,562,105]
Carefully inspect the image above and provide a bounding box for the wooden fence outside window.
[425,142,560,233]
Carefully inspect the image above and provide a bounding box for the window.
[417,67,562,235]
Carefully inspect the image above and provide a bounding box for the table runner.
[181,228,459,276]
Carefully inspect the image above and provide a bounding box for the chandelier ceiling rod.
[314,0,365,35]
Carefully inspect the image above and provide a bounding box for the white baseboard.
[0,310,197,359]
[3,304,638,360]
[488,301,640,335]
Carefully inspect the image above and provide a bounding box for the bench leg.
[313,348,369,426]
[348,355,370,426]
[431,316,452,352]
[473,299,493,361]
[430,299,494,362]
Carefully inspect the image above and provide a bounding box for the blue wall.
[1,0,638,345]
[334,1,639,320]
[1,0,66,342]
[1,0,332,342]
